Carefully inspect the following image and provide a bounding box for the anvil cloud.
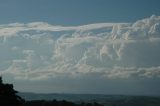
[0,15,160,80]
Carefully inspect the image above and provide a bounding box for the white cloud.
[0,15,160,80]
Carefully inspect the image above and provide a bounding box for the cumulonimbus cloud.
[0,15,160,80]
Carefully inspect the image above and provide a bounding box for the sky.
[0,0,160,96]
[0,0,160,25]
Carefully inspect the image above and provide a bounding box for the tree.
[0,76,24,106]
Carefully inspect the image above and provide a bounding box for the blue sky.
[0,0,160,25]
[0,0,160,95]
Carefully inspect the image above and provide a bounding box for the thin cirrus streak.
[0,15,160,80]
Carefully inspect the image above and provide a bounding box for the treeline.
[24,100,104,106]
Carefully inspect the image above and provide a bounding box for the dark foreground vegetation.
[25,100,103,106]
[0,77,24,106]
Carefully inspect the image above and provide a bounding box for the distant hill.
[18,92,160,106]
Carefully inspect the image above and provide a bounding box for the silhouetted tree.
[0,76,24,106]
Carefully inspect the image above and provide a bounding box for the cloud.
[0,15,160,80]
